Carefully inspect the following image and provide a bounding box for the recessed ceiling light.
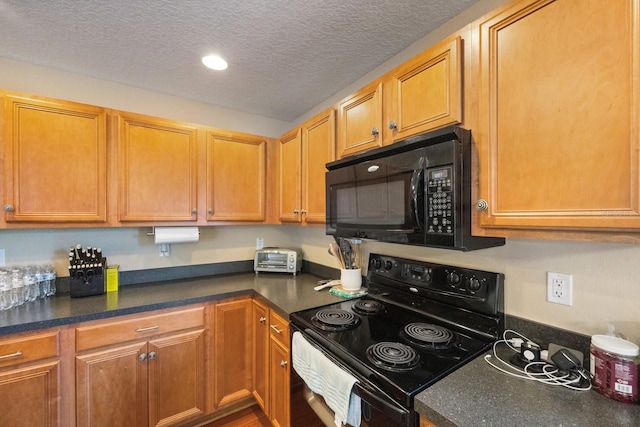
[202,55,228,71]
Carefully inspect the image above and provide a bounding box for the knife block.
[69,258,107,298]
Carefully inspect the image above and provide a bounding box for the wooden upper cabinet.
[279,108,335,224]
[2,94,107,223]
[385,36,462,144]
[206,131,266,222]
[337,81,383,158]
[279,128,302,223]
[117,113,198,222]
[301,108,335,224]
[476,0,640,232]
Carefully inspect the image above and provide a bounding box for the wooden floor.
[201,405,271,427]
[200,385,325,427]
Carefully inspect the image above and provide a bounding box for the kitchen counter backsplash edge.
[55,259,338,294]
[0,260,341,335]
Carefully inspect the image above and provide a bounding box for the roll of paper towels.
[154,227,200,244]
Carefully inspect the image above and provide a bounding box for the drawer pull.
[0,351,23,360]
[259,317,267,323]
[270,325,283,334]
[280,360,288,367]
[135,325,160,333]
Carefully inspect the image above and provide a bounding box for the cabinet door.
[2,94,107,223]
[0,361,59,427]
[386,36,462,143]
[213,299,253,408]
[118,114,198,222]
[148,329,205,427]
[207,131,266,221]
[76,342,148,427]
[251,299,270,413]
[269,334,290,427]
[337,80,383,158]
[279,129,302,223]
[302,108,335,224]
[477,0,640,231]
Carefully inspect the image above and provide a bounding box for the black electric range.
[290,253,504,426]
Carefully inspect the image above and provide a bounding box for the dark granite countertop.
[415,346,640,426]
[0,272,343,335]
[4,270,638,426]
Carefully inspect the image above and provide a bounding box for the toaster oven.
[254,248,302,275]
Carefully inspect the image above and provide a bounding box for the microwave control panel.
[426,166,454,235]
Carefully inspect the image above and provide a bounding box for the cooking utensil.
[314,280,340,291]
[329,242,345,269]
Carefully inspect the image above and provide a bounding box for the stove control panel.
[367,253,504,317]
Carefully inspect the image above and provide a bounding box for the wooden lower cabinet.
[268,318,290,427]
[420,417,437,427]
[252,301,294,427]
[75,306,206,427]
[251,299,270,413]
[0,331,61,427]
[212,298,253,409]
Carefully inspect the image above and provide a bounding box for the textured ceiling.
[0,0,478,122]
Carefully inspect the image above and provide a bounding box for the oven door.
[291,325,414,427]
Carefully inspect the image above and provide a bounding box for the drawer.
[269,310,289,349]
[76,306,205,351]
[0,331,59,368]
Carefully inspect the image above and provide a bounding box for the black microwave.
[325,126,505,251]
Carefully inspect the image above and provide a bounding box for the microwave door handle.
[410,168,425,230]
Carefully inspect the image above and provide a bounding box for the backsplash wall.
[1,225,639,344]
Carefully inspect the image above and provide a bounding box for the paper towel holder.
[147,226,200,257]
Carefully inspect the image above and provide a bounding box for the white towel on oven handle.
[292,331,362,427]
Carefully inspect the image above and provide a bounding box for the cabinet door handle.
[293,209,299,214]
[148,351,156,360]
[270,324,283,334]
[208,208,213,215]
[371,127,379,136]
[280,360,288,368]
[300,209,307,214]
[475,199,489,211]
[135,325,160,333]
[3,204,15,212]
[388,120,397,129]
[259,316,267,323]
[0,351,22,360]
[139,353,147,361]
[191,208,198,214]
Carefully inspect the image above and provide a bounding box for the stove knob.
[467,277,482,292]
[371,258,382,269]
[384,260,393,270]
[447,271,461,286]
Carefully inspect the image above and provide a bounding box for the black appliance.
[290,253,504,426]
[325,126,505,251]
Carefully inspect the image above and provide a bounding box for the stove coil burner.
[352,299,385,315]
[400,323,457,350]
[311,309,361,331]
[366,342,420,372]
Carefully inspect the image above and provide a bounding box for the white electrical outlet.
[547,272,573,306]
[256,237,264,250]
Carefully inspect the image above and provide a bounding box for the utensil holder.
[69,258,107,298]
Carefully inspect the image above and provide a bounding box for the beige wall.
[1,0,638,344]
